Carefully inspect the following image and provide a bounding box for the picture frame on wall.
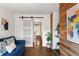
[67,4,79,44]
[1,17,8,30]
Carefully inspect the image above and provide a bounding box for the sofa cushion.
[3,45,24,56]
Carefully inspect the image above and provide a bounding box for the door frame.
[33,20,42,47]
[50,13,53,47]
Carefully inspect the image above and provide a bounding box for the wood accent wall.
[59,3,79,56]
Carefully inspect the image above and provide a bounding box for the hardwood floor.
[24,47,58,56]
[24,35,59,56]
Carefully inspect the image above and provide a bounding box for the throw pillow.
[5,43,16,53]
[0,36,16,55]
[0,40,7,55]
[5,37,15,46]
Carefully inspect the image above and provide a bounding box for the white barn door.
[23,18,34,47]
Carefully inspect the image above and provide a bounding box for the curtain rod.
[19,16,44,19]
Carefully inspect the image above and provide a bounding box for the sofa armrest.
[16,40,25,44]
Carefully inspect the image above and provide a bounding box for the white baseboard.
[42,43,46,47]
[25,43,48,47]
[25,44,33,47]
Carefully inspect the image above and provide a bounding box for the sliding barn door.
[23,18,34,47]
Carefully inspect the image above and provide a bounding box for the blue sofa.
[3,40,25,56]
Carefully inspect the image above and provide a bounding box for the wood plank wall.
[59,3,79,56]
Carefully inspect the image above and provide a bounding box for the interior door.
[23,18,34,47]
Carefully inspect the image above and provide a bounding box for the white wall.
[14,15,23,40]
[0,5,14,38]
[42,15,50,46]
[52,12,60,49]
[14,14,50,47]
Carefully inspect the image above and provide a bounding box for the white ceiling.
[0,3,59,14]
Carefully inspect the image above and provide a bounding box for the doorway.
[33,21,42,47]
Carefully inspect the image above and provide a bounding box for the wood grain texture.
[59,3,79,56]
[61,41,79,56]
[50,13,53,33]
[24,47,58,56]
[50,13,53,47]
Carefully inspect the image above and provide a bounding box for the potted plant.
[45,32,52,48]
